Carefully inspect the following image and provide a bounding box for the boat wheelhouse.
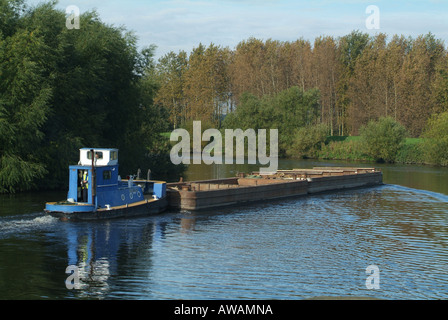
[45,148,167,220]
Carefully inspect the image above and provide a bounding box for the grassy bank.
[318,136,426,164]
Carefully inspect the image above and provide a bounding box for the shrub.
[395,139,425,164]
[422,112,448,166]
[359,117,407,163]
[288,124,328,158]
[318,139,372,161]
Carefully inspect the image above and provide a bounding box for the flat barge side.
[167,167,383,211]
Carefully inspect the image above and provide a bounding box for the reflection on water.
[0,160,447,300]
[60,217,172,298]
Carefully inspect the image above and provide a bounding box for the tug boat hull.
[45,197,167,221]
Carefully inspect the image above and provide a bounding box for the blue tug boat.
[45,148,167,220]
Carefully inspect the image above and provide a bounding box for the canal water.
[0,159,447,300]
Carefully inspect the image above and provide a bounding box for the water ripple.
[0,213,58,239]
[1,184,447,299]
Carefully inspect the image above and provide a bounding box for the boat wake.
[387,184,448,203]
[0,212,59,239]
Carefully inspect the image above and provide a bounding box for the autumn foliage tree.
[155,31,447,143]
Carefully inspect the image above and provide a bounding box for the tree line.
[0,0,182,193]
[154,31,448,138]
[2,0,448,193]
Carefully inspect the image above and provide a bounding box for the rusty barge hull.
[167,167,383,211]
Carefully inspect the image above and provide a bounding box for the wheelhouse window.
[110,151,118,161]
[103,170,112,180]
[87,151,103,160]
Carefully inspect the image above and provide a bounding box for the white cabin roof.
[79,148,118,166]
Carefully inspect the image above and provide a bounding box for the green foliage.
[359,117,408,163]
[422,112,448,165]
[288,124,328,158]
[0,154,47,193]
[395,140,425,164]
[222,86,320,155]
[273,87,320,149]
[0,10,53,192]
[0,0,25,37]
[222,92,261,129]
[0,0,185,193]
[339,30,370,72]
[318,139,372,162]
[318,136,425,164]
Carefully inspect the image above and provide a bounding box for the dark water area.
[0,159,447,300]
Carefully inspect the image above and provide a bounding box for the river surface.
[0,159,447,300]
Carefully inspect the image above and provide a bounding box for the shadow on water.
[0,190,66,218]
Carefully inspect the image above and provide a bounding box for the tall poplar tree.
[155,50,188,128]
[336,30,370,135]
[312,36,338,135]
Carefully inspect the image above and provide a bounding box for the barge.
[44,148,167,220]
[167,167,382,211]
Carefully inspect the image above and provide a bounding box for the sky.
[27,0,448,59]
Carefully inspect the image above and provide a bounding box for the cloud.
[134,0,363,57]
[26,0,448,59]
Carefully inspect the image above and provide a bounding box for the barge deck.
[167,167,383,211]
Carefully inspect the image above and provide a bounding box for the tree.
[223,87,320,155]
[155,50,188,128]
[181,43,231,126]
[230,38,267,99]
[155,31,448,144]
[35,8,147,187]
[431,48,448,114]
[0,0,25,37]
[312,36,338,135]
[293,39,313,93]
[0,0,184,192]
[271,86,320,150]
[348,33,390,134]
[336,30,370,135]
[396,33,445,136]
[0,22,52,192]
[385,35,410,122]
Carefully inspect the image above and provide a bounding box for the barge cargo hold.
[167,167,383,211]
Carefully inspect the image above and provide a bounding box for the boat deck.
[167,167,383,211]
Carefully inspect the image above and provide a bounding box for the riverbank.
[165,131,430,166]
[316,136,427,165]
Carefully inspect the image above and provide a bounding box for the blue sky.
[27,0,448,59]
